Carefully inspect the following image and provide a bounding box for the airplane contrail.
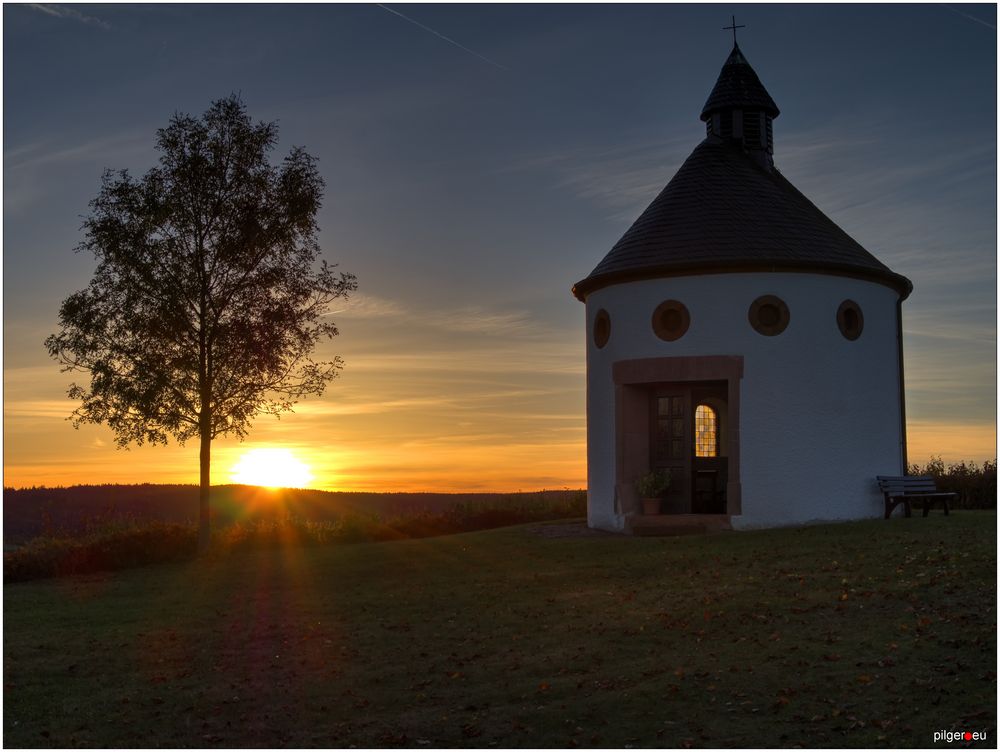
[940,3,996,30]
[377,4,510,71]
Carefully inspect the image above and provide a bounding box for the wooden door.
[650,388,691,513]
[690,384,729,514]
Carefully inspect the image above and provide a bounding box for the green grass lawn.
[4,513,995,748]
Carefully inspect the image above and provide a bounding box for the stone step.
[627,513,732,537]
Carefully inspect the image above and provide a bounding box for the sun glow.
[229,448,314,489]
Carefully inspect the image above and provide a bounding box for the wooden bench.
[877,475,957,519]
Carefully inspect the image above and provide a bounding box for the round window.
[651,300,690,342]
[748,295,790,336]
[837,300,864,340]
[593,309,611,349]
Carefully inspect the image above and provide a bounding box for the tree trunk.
[198,411,212,553]
[198,265,211,552]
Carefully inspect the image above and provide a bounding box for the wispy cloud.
[779,126,995,220]
[27,4,111,30]
[904,301,997,343]
[345,345,584,376]
[426,307,535,336]
[294,386,566,419]
[4,131,152,173]
[377,4,509,71]
[505,134,692,221]
[4,131,155,216]
[775,122,996,279]
[4,399,78,420]
[333,293,540,337]
[326,293,406,319]
[295,395,460,417]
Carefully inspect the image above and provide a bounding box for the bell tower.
[699,21,780,169]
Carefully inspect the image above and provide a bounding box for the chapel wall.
[584,272,905,531]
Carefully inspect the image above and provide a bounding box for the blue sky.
[4,3,996,489]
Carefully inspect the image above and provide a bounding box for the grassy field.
[4,513,995,748]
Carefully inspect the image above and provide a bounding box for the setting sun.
[229,448,314,489]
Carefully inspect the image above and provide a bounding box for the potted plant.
[635,469,672,514]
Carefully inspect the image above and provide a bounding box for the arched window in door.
[694,404,718,457]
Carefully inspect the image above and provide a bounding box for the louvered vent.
[743,111,761,149]
[719,113,732,139]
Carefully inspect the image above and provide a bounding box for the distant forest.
[2,484,584,544]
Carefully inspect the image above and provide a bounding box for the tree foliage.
[46,95,356,545]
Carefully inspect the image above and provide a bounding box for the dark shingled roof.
[572,138,912,301]
[700,45,779,121]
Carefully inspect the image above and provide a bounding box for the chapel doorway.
[649,381,728,514]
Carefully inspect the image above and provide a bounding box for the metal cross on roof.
[722,15,745,46]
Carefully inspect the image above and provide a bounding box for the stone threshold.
[626,513,732,536]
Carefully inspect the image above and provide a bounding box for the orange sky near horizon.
[4,405,996,492]
[4,296,996,492]
[4,302,591,492]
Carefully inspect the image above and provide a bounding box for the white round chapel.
[572,43,912,533]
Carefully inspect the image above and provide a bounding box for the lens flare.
[229,448,313,489]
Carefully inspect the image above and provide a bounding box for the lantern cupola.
[700,44,780,168]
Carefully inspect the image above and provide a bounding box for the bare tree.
[46,95,357,550]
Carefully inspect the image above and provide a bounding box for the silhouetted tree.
[46,95,357,550]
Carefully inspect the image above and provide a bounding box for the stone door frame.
[613,355,744,518]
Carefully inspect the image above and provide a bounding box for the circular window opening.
[837,300,864,341]
[652,300,690,342]
[758,303,780,327]
[593,309,611,349]
[748,295,790,336]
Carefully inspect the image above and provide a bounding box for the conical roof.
[572,139,912,301]
[572,45,911,302]
[700,44,779,121]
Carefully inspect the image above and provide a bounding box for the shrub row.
[907,457,997,509]
[4,522,198,583]
[4,493,587,583]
